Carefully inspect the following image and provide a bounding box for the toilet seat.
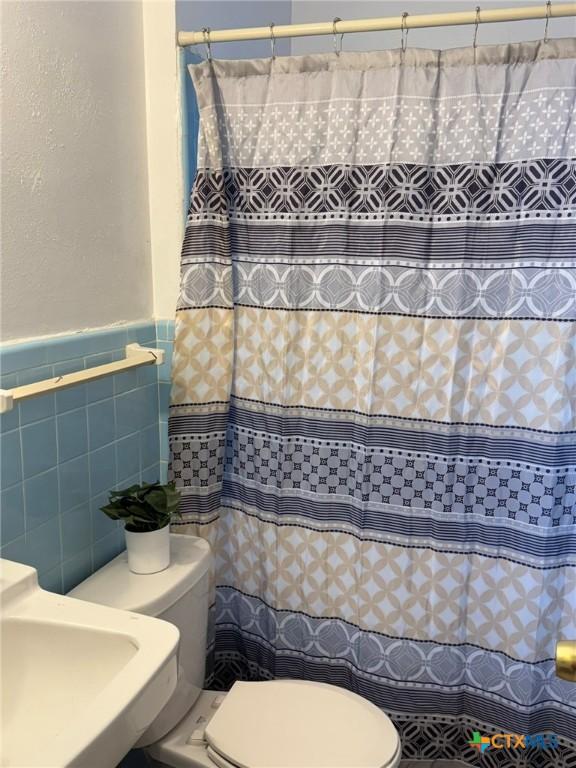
[204,680,400,768]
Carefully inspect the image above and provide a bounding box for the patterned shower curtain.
[169,39,576,765]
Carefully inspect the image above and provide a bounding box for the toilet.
[70,534,401,768]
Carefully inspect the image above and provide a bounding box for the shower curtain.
[169,39,576,765]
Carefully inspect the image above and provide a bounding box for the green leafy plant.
[100,481,181,533]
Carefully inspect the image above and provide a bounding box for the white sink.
[0,558,179,767]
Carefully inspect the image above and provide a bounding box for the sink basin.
[0,558,179,767]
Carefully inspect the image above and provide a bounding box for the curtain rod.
[177,3,576,46]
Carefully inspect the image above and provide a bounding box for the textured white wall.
[1,0,153,342]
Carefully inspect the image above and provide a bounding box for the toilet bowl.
[147,682,401,768]
[70,534,401,768]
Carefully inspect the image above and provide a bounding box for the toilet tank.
[69,534,212,746]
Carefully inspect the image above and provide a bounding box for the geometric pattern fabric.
[170,38,576,764]
[172,307,576,431]
[189,159,576,220]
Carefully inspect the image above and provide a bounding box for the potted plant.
[100,481,181,574]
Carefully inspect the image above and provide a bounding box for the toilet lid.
[205,680,400,768]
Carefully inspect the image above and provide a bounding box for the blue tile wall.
[0,320,174,594]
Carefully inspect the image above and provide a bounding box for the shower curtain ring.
[544,0,552,42]
[401,12,409,53]
[333,17,344,56]
[473,6,481,48]
[270,23,276,60]
[202,27,212,61]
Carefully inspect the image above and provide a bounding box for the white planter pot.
[125,524,170,574]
